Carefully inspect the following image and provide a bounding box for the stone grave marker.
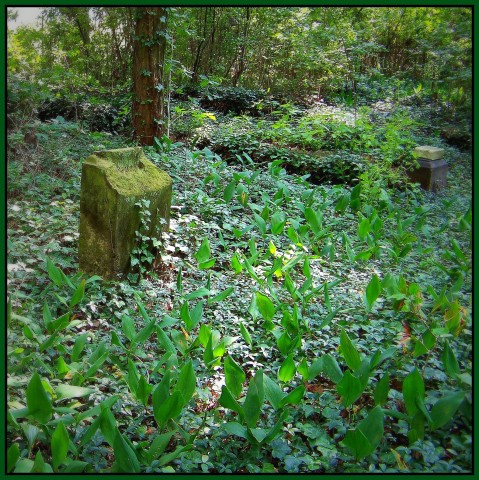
[408,146,448,192]
[78,147,172,278]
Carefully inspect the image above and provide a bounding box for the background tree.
[132,7,168,146]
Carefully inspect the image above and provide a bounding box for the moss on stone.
[85,148,172,197]
[78,147,172,278]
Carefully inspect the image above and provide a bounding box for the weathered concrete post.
[78,147,172,278]
[408,146,448,192]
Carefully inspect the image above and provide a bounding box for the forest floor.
[6,100,473,473]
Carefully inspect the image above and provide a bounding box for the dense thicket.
[7,6,472,132]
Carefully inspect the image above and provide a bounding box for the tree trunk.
[132,7,168,146]
[231,7,251,87]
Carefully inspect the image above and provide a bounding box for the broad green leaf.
[42,302,52,330]
[46,257,63,286]
[364,274,381,313]
[243,370,264,428]
[287,226,300,244]
[176,265,183,294]
[198,324,212,347]
[369,346,396,370]
[180,302,193,331]
[408,412,426,443]
[308,358,323,380]
[79,415,102,447]
[51,421,69,470]
[350,183,361,211]
[199,259,216,270]
[86,338,105,361]
[69,279,86,308]
[136,375,152,406]
[270,211,286,235]
[149,431,175,462]
[337,370,363,407]
[253,213,267,235]
[76,395,119,423]
[158,445,192,467]
[430,391,465,430]
[243,256,261,283]
[55,384,94,401]
[184,287,210,300]
[209,287,234,304]
[263,373,284,410]
[239,322,252,346]
[195,238,211,264]
[304,207,322,235]
[175,360,196,407]
[135,299,150,323]
[121,315,136,342]
[203,334,217,367]
[358,217,371,240]
[14,459,35,473]
[31,450,50,473]
[219,386,243,418]
[340,329,362,371]
[374,372,390,406]
[249,428,268,443]
[262,409,289,445]
[156,327,176,354]
[343,406,384,459]
[152,371,171,425]
[113,431,140,473]
[298,358,309,381]
[155,391,183,427]
[7,443,20,473]
[335,192,350,213]
[318,308,341,330]
[132,319,156,346]
[224,356,245,398]
[26,372,52,424]
[321,354,343,384]
[231,253,243,274]
[189,301,204,328]
[100,406,118,446]
[223,421,248,439]
[63,461,90,473]
[276,330,292,355]
[71,333,88,362]
[278,385,305,408]
[402,368,425,417]
[278,354,296,383]
[255,291,275,322]
[21,423,40,449]
[223,180,236,202]
[48,312,70,335]
[441,340,460,378]
[85,351,109,378]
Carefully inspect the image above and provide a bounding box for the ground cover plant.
[6,103,472,473]
[6,5,472,475]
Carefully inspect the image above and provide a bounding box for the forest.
[6,6,473,474]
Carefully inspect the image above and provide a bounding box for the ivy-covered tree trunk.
[132,7,168,146]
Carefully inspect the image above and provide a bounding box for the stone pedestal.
[78,147,172,278]
[408,146,447,192]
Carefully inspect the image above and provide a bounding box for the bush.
[37,96,131,134]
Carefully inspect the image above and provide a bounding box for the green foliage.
[130,198,166,281]
[7,18,472,468]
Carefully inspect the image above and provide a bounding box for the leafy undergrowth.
[7,118,472,474]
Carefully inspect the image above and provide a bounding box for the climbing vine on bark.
[132,7,168,146]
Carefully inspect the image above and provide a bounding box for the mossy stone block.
[78,147,172,278]
[413,146,445,161]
